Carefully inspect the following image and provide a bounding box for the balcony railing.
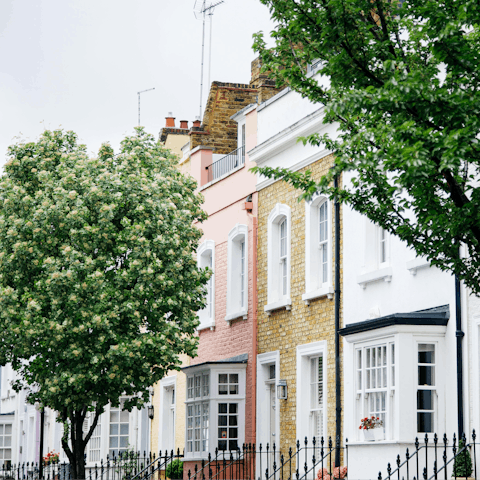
[205,146,245,184]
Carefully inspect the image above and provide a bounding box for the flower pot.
[363,428,384,441]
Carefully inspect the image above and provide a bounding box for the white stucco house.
[0,365,150,469]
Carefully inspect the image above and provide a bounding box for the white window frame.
[185,365,246,460]
[357,220,392,288]
[416,342,437,434]
[303,196,333,304]
[159,375,177,452]
[108,399,132,458]
[296,341,328,443]
[197,240,215,330]
[0,423,12,467]
[226,224,249,323]
[265,204,291,314]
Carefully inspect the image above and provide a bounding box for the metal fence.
[0,451,158,480]
[205,146,245,183]
[379,430,479,480]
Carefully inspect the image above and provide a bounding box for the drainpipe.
[334,173,341,468]
[455,245,464,439]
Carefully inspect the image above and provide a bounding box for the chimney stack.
[193,116,201,128]
[165,112,175,128]
[180,120,188,129]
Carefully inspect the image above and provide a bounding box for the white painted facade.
[0,366,150,468]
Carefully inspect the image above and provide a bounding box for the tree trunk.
[61,407,101,480]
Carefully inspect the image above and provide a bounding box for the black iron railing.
[379,430,479,480]
[186,437,347,480]
[205,146,245,183]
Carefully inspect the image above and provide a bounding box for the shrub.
[452,439,473,478]
[166,459,184,480]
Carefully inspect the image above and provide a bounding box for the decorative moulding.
[406,257,431,275]
[264,298,292,316]
[357,266,393,289]
[225,310,248,324]
[302,286,334,305]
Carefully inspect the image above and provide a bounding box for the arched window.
[226,224,249,322]
[304,196,333,304]
[197,240,215,330]
[265,204,291,314]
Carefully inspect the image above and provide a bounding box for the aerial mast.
[137,87,155,126]
[194,0,225,120]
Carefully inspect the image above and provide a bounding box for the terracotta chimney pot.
[165,112,175,128]
[193,117,201,128]
[180,120,188,129]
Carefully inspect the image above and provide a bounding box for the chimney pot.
[193,117,201,128]
[165,113,175,128]
[180,120,188,129]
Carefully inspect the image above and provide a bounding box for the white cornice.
[248,107,328,165]
[255,148,332,191]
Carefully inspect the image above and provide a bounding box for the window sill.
[406,257,430,275]
[225,309,248,323]
[302,286,334,305]
[357,266,393,289]
[346,439,404,446]
[264,298,292,315]
[197,320,215,332]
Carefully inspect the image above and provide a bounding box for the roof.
[181,353,248,372]
[339,305,450,336]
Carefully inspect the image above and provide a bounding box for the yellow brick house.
[249,82,343,476]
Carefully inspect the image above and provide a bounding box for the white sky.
[0,0,275,164]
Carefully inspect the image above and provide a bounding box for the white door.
[269,384,277,476]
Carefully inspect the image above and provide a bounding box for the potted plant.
[166,459,184,480]
[452,439,473,480]
[359,416,384,441]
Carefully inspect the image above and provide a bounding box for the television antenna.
[137,88,155,126]
[194,0,225,120]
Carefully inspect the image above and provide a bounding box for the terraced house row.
[1,58,479,480]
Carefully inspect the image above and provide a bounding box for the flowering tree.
[252,0,480,293]
[0,128,209,478]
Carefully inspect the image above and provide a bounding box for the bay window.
[184,360,246,459]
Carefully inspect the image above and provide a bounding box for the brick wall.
[256,154,344,457]
[192,213,256,445]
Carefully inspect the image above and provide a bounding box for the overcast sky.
[0,0,275,164]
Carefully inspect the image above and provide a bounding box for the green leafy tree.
[0,128,209,479]
[252,0,480,293]
[453,439,473,478]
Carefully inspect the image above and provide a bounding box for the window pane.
[219,385,228,395]
[417,390,434,410]
[229,416,238,426]
[418,344,435,364]
[110,411,119,423]
[120,424,129,435]
[119,437,128,448]
[219,416,227,426]
[218,440,227,451]
[4,426,11,435]
[229,404,238,414]
[418,412,434,433]
[229,440,238,451]
[110,424,118,435]
[219,374,228,384]
[120,411,129,423]
[109,437,118,448]
[219,404,228,414]
[229,385,238,395]
[418,366,435,386]
[229,374,238,384]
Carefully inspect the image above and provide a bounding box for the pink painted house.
[182,102,260,475]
